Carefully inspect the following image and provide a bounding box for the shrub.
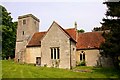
[80,61,86,66]
[77,61,86,66]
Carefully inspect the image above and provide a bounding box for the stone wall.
[41,22,72,69]
[76,49,114,67]
[98,56,114,67]
[25,47,41,64]
[70,41,76,68]
[76,49,100,66]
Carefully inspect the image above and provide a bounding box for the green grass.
[1,60,120,78]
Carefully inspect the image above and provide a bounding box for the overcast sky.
[1,0,107,32]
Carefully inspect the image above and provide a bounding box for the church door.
[36,57,41,65]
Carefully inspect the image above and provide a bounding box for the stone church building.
[15,14,112,69]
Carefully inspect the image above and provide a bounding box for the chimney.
[74,21,77,30]
[74,21,78,42]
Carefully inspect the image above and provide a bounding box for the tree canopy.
[100,1,120,69]
[0,5,17,59]
[77,29,85,33]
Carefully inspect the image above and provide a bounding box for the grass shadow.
[92,67,120,78]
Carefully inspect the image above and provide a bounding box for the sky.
[1,0,107,32]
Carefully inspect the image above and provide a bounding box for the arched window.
[80,51,85,61]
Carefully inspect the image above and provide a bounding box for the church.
[15,14,112,69]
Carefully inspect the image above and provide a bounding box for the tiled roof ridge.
[78,31,103,34]
[65,28,76,30]
[34,31,46,33]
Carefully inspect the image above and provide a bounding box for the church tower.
[15,14,40,62]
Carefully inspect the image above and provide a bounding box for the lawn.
[1,60,120,78]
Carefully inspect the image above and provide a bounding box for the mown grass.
[1,60,120,78]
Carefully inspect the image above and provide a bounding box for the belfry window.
[51,47,60,59]
[80,51,85,61]
[23,19,26,25]
[22,31,24,35]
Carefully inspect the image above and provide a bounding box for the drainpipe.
[70,40,72,69]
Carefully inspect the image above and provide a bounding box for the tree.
[100,1,120,69]
[77,29,85,33]
[0,5,17,59]
[92,26,110,32]
[0,23,2,60]
[92,27,102,31]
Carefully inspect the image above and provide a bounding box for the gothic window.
[51,47,60,59]
[80,51,85,61]
[23,19,26,25]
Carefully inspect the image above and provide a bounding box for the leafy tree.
[0,5,2,59]
[77,29,85,33]
[0,5,17,59]
[92,26,110,31]
[0,24,1,60]
[92,27,102,31]
[100,1,120,69]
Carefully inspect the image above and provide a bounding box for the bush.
[77,61,86,66]
[80,61,86,66]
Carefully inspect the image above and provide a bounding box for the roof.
[65,28,77,42]
[27,32,46,47]
[27,21,105,49]
[76,32,105,50]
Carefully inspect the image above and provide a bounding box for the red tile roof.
[65,28,77,41]
[27,32,46,47]
[76,32,105,50]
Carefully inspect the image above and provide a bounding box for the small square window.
[73,48,75,51]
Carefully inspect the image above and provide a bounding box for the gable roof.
[41,21,76,42]
[76,32,105,50]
